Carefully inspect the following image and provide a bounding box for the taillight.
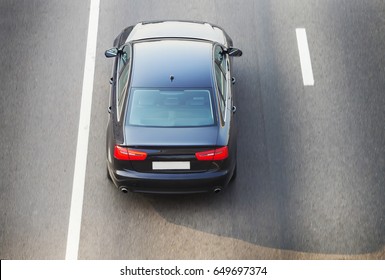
[195,146,228,161]
[114,146,147,160]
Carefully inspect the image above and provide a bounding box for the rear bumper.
[108,166,233,194]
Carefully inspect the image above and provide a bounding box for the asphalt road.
[1,0,384,259]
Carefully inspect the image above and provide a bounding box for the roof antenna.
[170,75,174,82]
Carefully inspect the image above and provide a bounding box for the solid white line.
[296,28,314,86]
[65,0,100,260]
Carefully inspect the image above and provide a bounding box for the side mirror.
[227,47,243,57]
[105,48,118,58]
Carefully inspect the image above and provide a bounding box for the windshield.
[126,88,215,127]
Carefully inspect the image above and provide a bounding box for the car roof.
[131,39,214,88]
[126,21,227,46]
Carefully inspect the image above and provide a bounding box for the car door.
[116,45,132,122]
[213,44,229,125]
[107,45,132,161]
[213,44,237,161]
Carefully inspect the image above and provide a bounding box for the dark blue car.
[105,20,242,194]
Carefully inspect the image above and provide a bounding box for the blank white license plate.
[152,161,190,170]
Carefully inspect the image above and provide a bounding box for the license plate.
[152,161,190,170]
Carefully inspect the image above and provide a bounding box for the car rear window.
[127,89,215,127]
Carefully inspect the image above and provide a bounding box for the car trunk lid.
[123,126,219,173]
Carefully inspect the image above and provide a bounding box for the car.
[105,20,242,194]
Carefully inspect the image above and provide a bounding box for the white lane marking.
[296,28,314,86]
[65,0,100,260]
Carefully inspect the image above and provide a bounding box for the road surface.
[1,0,384,259]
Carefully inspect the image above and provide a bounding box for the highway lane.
[0,0,90,259]
[243,0,385,254]
[1,0,384,259]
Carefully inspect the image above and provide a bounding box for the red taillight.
[114,146,147,160]
[195,146,229,161]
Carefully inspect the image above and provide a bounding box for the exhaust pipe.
[120,187,128,193]
[213,187,222,194]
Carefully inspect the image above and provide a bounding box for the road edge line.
[65,0,100,260]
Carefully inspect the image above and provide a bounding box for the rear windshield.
[127,89,215,127]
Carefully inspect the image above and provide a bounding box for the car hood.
[124,126,218,147]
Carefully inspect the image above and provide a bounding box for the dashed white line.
[296,28,314,86]
[65,0,100,260]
